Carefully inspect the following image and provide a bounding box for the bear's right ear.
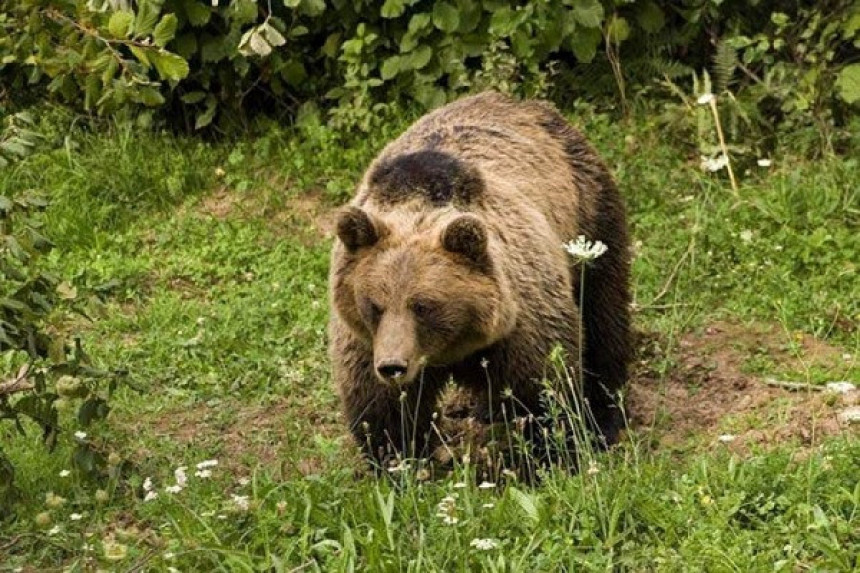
[336,206,382,252]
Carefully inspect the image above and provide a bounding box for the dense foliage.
[0,184,125,518]
[2,0,858,133]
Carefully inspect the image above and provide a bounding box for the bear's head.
[332,206,516,384]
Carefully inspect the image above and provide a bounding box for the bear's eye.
[359,298,383,325]
[409,298,440,320]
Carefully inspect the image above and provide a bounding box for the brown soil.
[628,321,857,454]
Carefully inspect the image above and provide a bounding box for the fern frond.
[713,40,738,94]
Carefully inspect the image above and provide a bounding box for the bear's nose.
[376,359,408,380]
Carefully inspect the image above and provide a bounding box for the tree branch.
[0,365,33,397]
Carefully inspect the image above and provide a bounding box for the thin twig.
[0,364,32,397]
[763,378,824,392]
[643,239,695,308]
[708,98,739,195]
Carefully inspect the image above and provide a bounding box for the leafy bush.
[2,1,856,137]
[0,189,125,518]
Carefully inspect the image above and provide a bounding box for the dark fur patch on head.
[368,150,484,206]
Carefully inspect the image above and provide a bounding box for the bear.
[328,91,631,467]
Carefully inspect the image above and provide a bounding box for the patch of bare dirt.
[627,321,858,454]
[195,177,337,245]
[120,396,346,478]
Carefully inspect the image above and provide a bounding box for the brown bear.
[328,92,631,466]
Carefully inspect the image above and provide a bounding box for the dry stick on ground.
[764,378,825,392]
[0,364,32,397]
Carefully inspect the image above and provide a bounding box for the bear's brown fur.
[329,92,631,465]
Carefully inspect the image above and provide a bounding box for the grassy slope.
[1,106,858,571]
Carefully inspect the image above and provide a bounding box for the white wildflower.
[757,158,772,167]
[700,154,729,173]
[74,431,87,440]
[718,434,736,443]
[480,357,489,369]
[174,467,188,487]
[144,491,159,502]
[697,93,715,105]
[196,459,218,470]
[232,494,251,511]
[143,477,154,492]
[442,515,459,525]
[482,503,495,509]
[70,513,83,521]
[470,538,499,551]
[165,485,183,494]
[586,460,600,476]
[564,235,608,261]
[478,481,495,489]
[59,470,71,478]
[739,230,753,243]
[453,482,467,489]
[48,525,61,536]
[195,469,212,478]
[238,477,250,486]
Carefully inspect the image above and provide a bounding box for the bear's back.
[354,92,597,242]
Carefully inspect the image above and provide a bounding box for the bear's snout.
[376,359,409,381]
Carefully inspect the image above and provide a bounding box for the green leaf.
[195,95,217,129]
[403,44,432,70]
[282,60,307,86]
[173,33,198,59]
[606,15,630,44]
[129,45,151,69]
[572,0,603,29]
[300,0,326,17]
[489,7,517,37]
[149,50,190,81]
[569,26,601,63]
[413,85,446,109]
[835,64,860,104]
[637,1,665,34]
[134,0,161,36]
[508,487,540,524]
[136,86,166,106]
[432,2,460,33]
[381,0,405,18]
[107,11,134,39]
[380,55,401,80]
[180,91,206,104]
[183,0,211,27]
[153,14,178,48]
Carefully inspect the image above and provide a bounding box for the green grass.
[1,103,858,571]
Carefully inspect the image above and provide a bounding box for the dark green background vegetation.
[0,0,858,570]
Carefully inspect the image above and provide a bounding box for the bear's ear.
[442,215,490,269]
[336,206,382,252]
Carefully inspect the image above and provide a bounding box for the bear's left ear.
[442,215,490,270]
